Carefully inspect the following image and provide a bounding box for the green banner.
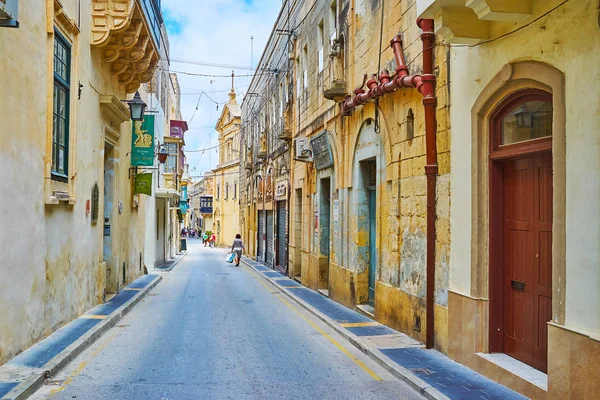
[134,173,153,196]
[131,115,155,166]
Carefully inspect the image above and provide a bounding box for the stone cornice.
[91,0,159,93]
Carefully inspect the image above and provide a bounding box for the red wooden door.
[502,152,552,372]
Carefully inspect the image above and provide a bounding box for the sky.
[161,0,282,181]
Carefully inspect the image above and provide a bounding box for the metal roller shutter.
[277,202,287,272]
[266,211,274,267]
[257,212,265,260]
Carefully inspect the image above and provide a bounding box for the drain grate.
[410,368,433,375]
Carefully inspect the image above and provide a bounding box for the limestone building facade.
[415,0,600,397]
[213,88,242,247]
[240,0,600,398]
[0,0,166,365]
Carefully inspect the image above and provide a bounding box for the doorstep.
[356,304,375,318]
[317,288,330,297]
[477,353,548,391]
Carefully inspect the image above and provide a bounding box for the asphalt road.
[31,240,424,400]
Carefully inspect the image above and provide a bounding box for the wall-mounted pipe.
[341,19,438,349]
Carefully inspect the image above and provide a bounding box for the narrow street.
[30,240,423,400]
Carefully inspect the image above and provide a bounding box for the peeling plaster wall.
[0,1,148,365]
[239,0,451,349]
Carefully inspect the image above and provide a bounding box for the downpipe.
[341,19,438,349]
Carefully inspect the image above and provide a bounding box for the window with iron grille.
[52,31,71,180]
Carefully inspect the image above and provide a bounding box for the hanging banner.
[134,173,153,196]
[131,115,155,166]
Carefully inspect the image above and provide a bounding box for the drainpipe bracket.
[424,165,438,176]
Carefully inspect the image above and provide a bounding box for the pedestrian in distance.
[210,233,216,248]
[231,234,244,266]
[203,233,209,246]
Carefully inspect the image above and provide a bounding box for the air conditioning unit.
[294,138,313,162]
[0,0,18,28]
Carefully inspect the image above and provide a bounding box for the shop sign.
[310,131,334,171]
[131,115,155,166]
[275,180,288,200]
[134,173,153,196]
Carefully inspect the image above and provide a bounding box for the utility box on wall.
[0,0,19,28]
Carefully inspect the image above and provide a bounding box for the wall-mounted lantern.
[127,91,147,121]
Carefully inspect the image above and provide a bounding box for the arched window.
[490,89,553,155]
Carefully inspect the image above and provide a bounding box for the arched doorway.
[350,118,386,309]
[489,89,553,373]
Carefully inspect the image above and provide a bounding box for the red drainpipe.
[341,19,437,349]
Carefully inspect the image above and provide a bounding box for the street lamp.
[127,91,147,121]
[157,145,168,164]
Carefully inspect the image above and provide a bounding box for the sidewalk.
[154,250,187,272]
[241,257,527,400]
[0,274,161,400]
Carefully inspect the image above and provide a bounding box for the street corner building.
[239,0,600,398]
[212,87,242,248]
[0,0,185,366]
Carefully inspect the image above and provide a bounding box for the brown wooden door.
[502,152,552,372]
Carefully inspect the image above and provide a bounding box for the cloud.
[162,0,282,179]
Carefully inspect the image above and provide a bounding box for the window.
[216,184,220,199]
[225,183,229,200]
[296,56,302,97]
[284,74,289,104]
[303,45,308,89]
[52,31,71,179]
[234,182,237,199]
[330,1,337,40]
[318,21,324,73]
[279,83,284,116]
[501,100,552,145]
[490,90,553,153]
[165,143,178,173]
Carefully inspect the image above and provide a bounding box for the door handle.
[511,280,526,291]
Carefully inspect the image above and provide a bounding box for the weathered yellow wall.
[0,1,149,364]
[286,0,451,351]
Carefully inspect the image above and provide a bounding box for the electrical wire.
[448,0,569,48]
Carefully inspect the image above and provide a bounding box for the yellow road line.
[246,267,382,381]
[80,315,108,320]
[50,333,117,394]
[339,322,380,328]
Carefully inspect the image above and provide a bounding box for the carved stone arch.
[347,108,392,188]
[469,61,566,327]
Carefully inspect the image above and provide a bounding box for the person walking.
[231,234,244,267]
[203,232,209,247]
[210,233,216,248]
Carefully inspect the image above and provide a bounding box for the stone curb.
[241,258,449,400]
[156,251,187,272]
[1,275,162,400]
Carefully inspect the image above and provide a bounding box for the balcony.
[417,0,532,44]
[91,0,163,93]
